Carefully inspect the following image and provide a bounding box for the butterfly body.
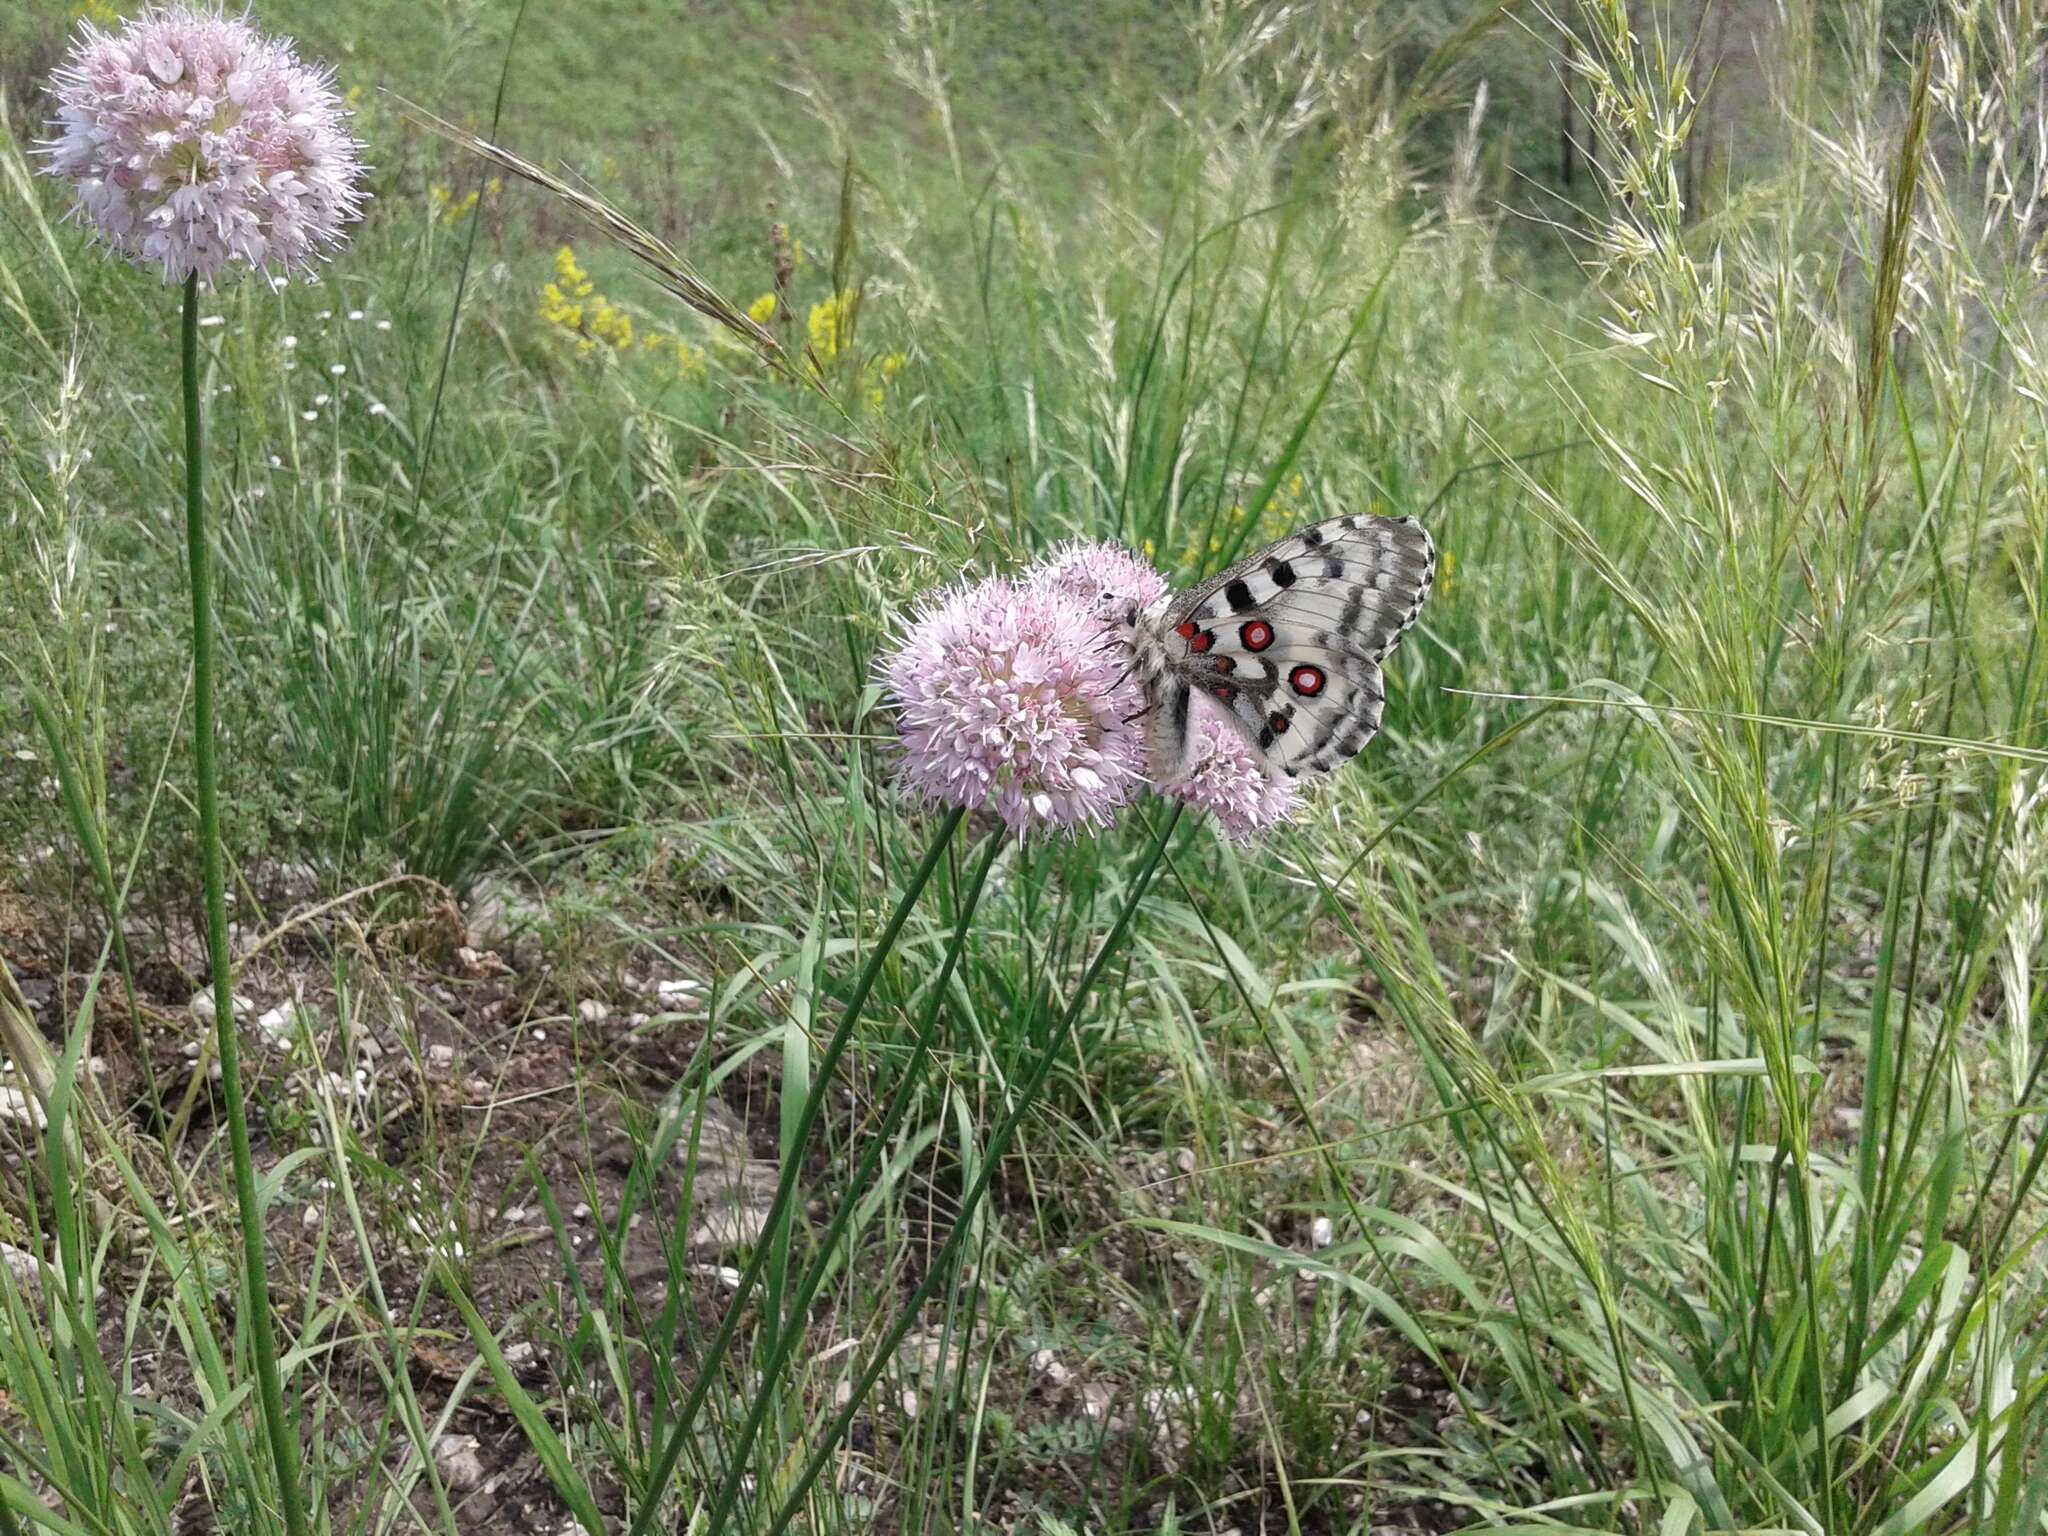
[1113,513,1435,783]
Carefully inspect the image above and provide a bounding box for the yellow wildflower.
[674,338,707,381]
[808,292,848,363]
[538,280,583,331]
[554,246,594,297]
[441,187,479,224]
[589,297,632,349]
[865,384,885,412]
[539,246,633,350]
[747,292,778,325]
[1141,538,1157,560]
[878,350,907,379]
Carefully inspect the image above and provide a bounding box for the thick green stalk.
[182,274,309,1536]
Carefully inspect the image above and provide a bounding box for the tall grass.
[0,0,2044,1532]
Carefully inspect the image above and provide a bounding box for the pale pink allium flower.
[882,574,1147,836]
[1026,539,1170,611]
[40,5,366,285]
[1161,703,1303,842]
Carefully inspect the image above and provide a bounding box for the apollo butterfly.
[1109,512,1435,782]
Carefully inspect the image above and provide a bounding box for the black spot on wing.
[1267,559,1296,588]
[1224,578,1256,614]
[1301,525,1325,548]
[1324,558,1345,578]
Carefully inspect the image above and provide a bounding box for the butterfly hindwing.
[1155,512,1434,779]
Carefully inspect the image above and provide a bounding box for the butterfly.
[1115,512,1436,782]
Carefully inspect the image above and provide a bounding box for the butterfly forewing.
[1154,513,1434,779]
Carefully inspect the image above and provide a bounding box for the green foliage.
[1,1,2045,1534]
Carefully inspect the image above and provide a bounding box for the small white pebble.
[376,319,392,331]
[571,1203,591,1221]
[347,309,365,320]
[316,309,332,320]
[302,1205,320,1230]
[532,1027,547,1043]
[503,1206,525,1225]
[313,393,331,406]
[199,314,224,328]
[300,410,317,422]
[282,335,298,348]
[1311,1215,1335,1249]
[578,999,610,1025]
[329,363,346,376]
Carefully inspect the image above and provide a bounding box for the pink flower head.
[882,573,1147,836]
[1161,703,1303,842]
[40,5,367,285]
[1026,539,1171,612]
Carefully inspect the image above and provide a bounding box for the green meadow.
[1,1,2044,1532]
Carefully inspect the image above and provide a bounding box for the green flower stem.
[624,803,967,1536]
[699,826,1008,1529]
[761,804,1183,1536]
[182,273,309,1536]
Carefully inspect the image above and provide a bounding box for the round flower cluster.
[881,539,1303,841]
[1158,709,1303,842]
[1027,538,1170,611]
[40,5,366,285]
[882,572,1149,836]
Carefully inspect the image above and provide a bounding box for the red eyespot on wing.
[1216,684,1236,704]
[1174,620,1198,640]
[1190,629,1214,654]
[1267,711,1290,734]
[1212,656,1235,674]
[1289,665,1325,697]
[1240,620,1274,651]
